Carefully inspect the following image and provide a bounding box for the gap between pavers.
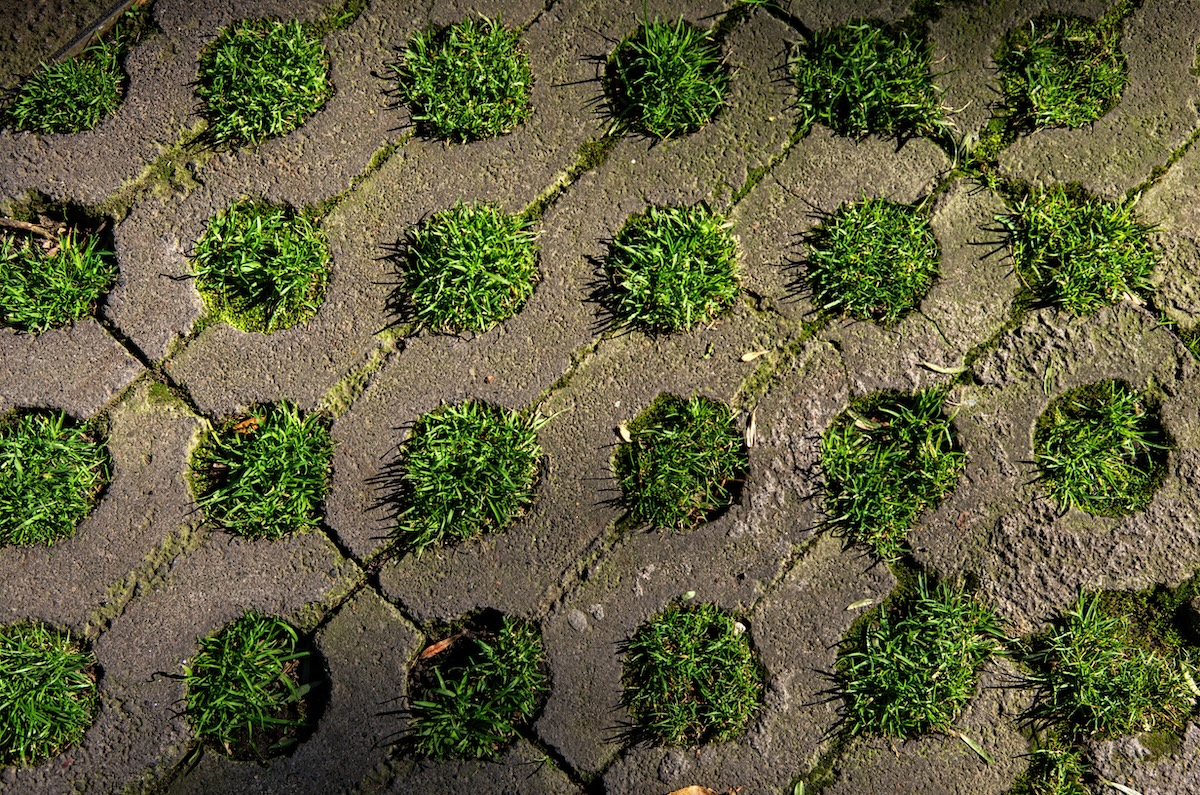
[0,379,201,631]
[601,534,896,794]
[1089,721,1200,794]
[997,0,1200,198]
[0,320,143,415]
[166,586,422,795]
[379,739,580,795]
[325,3,797,564]
[1,521,360,794]
[911,304,1200,637]
[1143,135,1200,334]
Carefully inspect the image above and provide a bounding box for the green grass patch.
[803,195,941,324]
[820,389,964,561]
[395,201,539,333]
[1007,741,1090,795]
[620,601,763,745]
[191,199,330,333]
[1034,380,1169,517]
[789,20,948,139]
[7,38,121,135]
[999,183,1159,316]
[838,576,1004,738]
[1023,592,1196,740]
[606,17,729,139]
[614,393,747,532]
[392,16,532,142]
[196,18,332,147]
[406,611,548,760]
[183,612,320,759]
[997,15,1127,132]
[0,410,109,548]
[0,221,117,333]
[604,204,740,333]
[0,621,98,766]
[389,401,544,555]
[190,402,333,540]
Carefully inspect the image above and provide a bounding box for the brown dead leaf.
[232,417,259,434]
[419,631,465,660]
[618,422,632,443]
[666,788,719,795]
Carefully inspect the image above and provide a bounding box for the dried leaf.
[419,634,460,660]
[741,350,769,362]
[919,360,968,375]
[957,732,994,765]
[745,410,757,448]
[232,417,259,434]
[1100,780,1144,795]
[666,787,719,795]
[618,422,632,443]
[846,598,874,611]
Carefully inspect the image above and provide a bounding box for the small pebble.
[567,609,588,632]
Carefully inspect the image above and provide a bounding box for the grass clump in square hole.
[0,218,117,333]
[614,394,747,532]
[389,401,544,555]
[392,16,531,142]
[196,18,332,147]
[604,204,740,333]
[191,199,330,334]
[789,20,948,140]
[405,611,548,760]
[803,195,940,324]
[0,621,98,766]
[0,409,110,548]
[997,15,1126,132]
[1022,590,1197,740]
[999,183,1158,316]
[183,612,322,760]
[821,389,964,561]
[837,576,1004,738]
[606,17,729,139]
[621,600,763,746]
[1007,741,1090,795]
[1034,379,1169,517]
[395,201,539,334]
[190,402,333,541]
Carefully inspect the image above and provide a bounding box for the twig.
[0,218,58,241]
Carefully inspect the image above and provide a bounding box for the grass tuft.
[7,38,122,134]
[997,15,1127,132]
[396,201,539,333]
[392,16,532,142]
[838,576,1004,738]
[390,401,544,555]
[1034,380,1169,517]
[1007,742,1090,795]
[614,394,747,532]
[196,18,332,147]
[0,410,109,547]
[820,389,964,561]
[803,195,940,324]
[183,612,318,759]
[0,223,117,333]
[406,613,548,760]
[620,601,763,745]
[605,204,740,333]
[191,199,330,333]
[1023,592,1196,739]
[0,622,98,766]
[999,184,1158,316]
[789,20,948,139]
[606,17,729,139]
[190,402,333,540]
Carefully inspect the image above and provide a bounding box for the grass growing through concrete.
[7,37,122,135]
[0,622,98,766]
[996,15,1127,132]
[396,201,539,333]
[0,224,118,333]
[390,401,544,555]
[393,16,532,142]
[621,601,763,745]
[1034,380,1169,517]
[999,184,1158,316]
[196,18,332,147]
[838,577,1004,738]
[1007,742,1090,795]
[605,204,740,333]
[1022,592,1196,740]
[406,613,548,760]
[191,199,330,333]
[191,402,333,540]
[804,196,940,324]
[607,17,729,139]
[0,410,110,548]
[789,20,947,139]
[820,389,964,561]
[614,394,746,532]
[183,612,317,759]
